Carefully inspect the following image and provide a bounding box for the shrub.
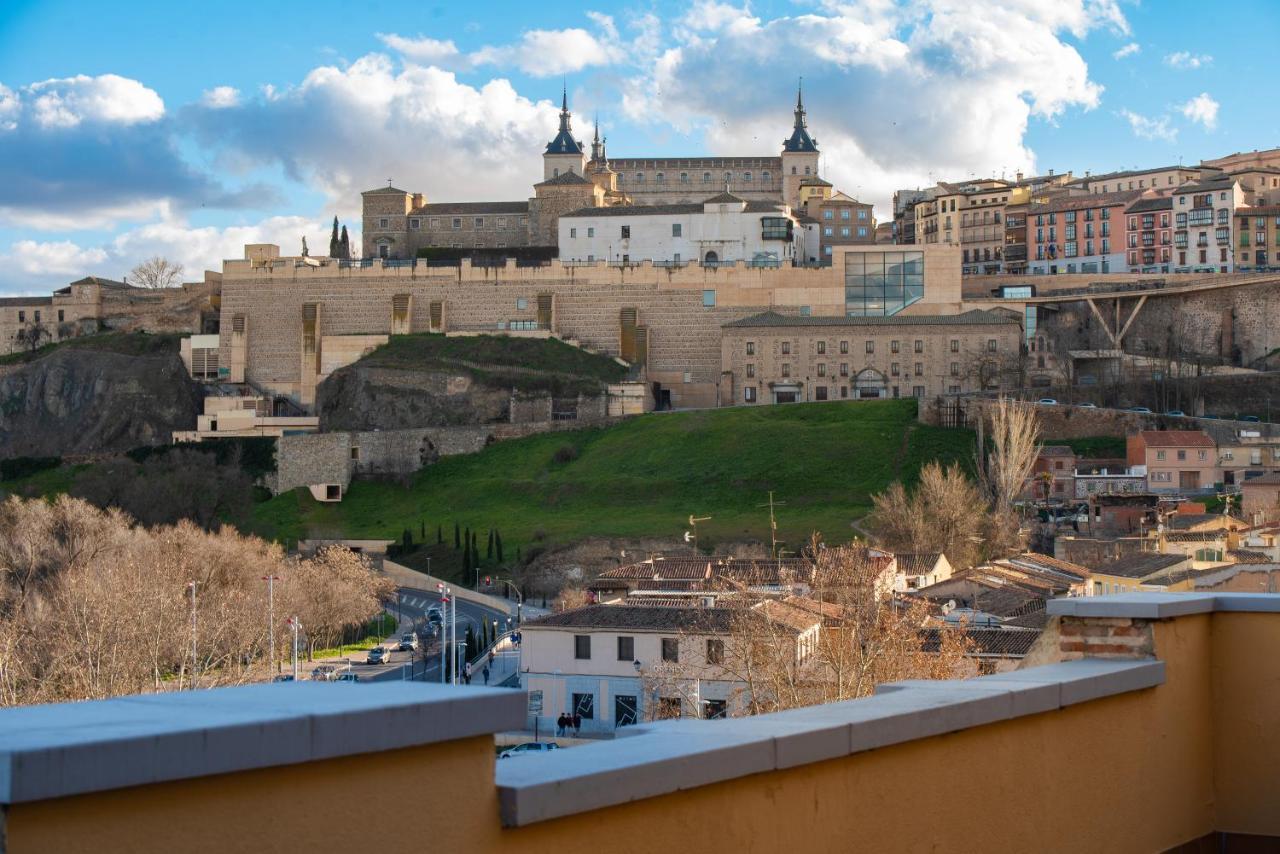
[552,444,579,464]
[0,456,62,481]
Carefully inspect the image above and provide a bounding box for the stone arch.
[704,250,719,265]
[854,367,887,399]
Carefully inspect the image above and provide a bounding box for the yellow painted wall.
[11,612,1279,853]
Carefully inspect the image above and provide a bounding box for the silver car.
[365,646,391,665]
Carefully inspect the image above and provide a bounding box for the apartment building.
[1216,428,1280,486]
[1124,195,1175,273]
[1023,444,1077,500]
[1226,167,1280,206]
[719,308,1021,405]
[1235,205,1280,271]
[1027,191,1138,275]
[1126,430,1218,493]
[1172,177,1244,272]
[913,179,1014,274]
[804,191,875,264]
[1068,165,1212,195]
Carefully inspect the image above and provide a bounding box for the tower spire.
[794,77,806,129]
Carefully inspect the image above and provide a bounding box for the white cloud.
[189,54,559,205]
[25,73,164,129]
[376,33,463,66]
[1118,109,1176,142]
[1179,92,1219,130]
[1164,51,1212,70]
[470,27,623,76]
[201,86,240,109]
[0,84,18,131]
[7,239,108,276]
[1113,42,1140,60]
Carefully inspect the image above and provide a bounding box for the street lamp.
[262,575,281,673]
[286,617,301,681]
[186,581,198,689]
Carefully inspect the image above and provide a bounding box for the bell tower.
[542,85,588,181]
[780,80,820,209]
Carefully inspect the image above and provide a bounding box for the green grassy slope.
[249,399,976,555]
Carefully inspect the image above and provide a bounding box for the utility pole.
[438,583,447,684]
[262,575,280,673]
[286,617,301,680]
[685,514,712,552]
[187,581,198,689]
[757,492,786,558]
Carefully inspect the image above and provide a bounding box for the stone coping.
[0,682,524,805]
[1047,591,1280,620]
[495,657,1164,827]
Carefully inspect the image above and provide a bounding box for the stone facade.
[719,310,1022,405]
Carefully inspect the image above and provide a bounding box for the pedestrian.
[482,665,490,684]
[488,650,495,667]
[556,714,567,736]
[572,712,581,736]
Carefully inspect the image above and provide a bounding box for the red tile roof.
[1137,430,1215,448]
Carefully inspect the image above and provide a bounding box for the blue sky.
[0,0,1275,294]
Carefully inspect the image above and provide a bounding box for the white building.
[519,603,820,733]
[557,192,802,267]
[1173,177,1245,273]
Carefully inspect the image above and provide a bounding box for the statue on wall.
[301,236,310,257]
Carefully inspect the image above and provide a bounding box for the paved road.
[361,587,520,684]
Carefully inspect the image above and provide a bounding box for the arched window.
[791,166,797,175]
[743,171,752,183]
[724,171,733,185]
[704,250,719,265]
[635,173,645,183]
[762,171,770,184]
[703,172,712,183]
[680,172,689,183]
[656,172,665,184]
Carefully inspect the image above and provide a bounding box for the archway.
[704,250,719,266]
[854,368,887,399]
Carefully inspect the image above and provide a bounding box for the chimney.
[1015,171,1024,183]
[1085,170,1091,177]
[1048,168,1055,176]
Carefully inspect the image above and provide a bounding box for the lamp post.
[262,575,280,673]
[499,579,524,625]
[186,581,198,689]
[286,617,301,681]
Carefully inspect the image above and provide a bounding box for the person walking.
[482,664,490,684]
[572,712,581,736]
[556,714,567,736]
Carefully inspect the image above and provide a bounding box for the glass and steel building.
[844,251,925,316]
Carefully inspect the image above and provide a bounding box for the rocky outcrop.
[317,366,516,432]
[0,347,200,456]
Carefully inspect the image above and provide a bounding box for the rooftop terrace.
[3,593,1279,852]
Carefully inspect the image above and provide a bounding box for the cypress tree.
[487,528,494,560]
[420,519,426,541]
[401,528,413,551]
[437,524,443,545]
[328,216,340,257]
[339,225,351,260]
[465,625,476,659]
[495,530,504,563]
[454,523,460,549]
[463,536,472,571]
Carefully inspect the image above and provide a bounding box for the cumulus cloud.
[1112,42,1140,60]
[624,0,1118,211]
[376,33,463,66]
[25,73,164,129]
[0,84,18,131]
[201,86,240,108]
[7,239,109,276]
[1118,109,1176,142]
[1164,51,1211,70]
[1179,92,1219,130]
[187,54,561,205]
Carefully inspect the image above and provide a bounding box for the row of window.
[743,385,932,403]
[821,208,870,221]
[1036,225,1111,242]
[747,361,967,378]
[823,226,869,238]
[13,309,65,324]
[377,216,528,230]
[749,336,973,356]
[1035,209,1111,227]
[625,170,776,185]
[564,691,721,723]
[573,634,720,665]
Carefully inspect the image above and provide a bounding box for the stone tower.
[780,81,820,210]
[543,86,588,181]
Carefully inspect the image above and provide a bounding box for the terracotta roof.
[1002,609,1050,630]
[0,296,53,306]
[702,191,747,204]
[995,553,1092,581]
[597,559,712,581]
[560,200,785,218]
[524,604,737,632]
[1227,549,1272,564]
[723,309,1020,329]
[1126,196,1174,213]
[1095,552,1187,579]
[1137,430,1215,448]
[895,553,944,574]
[919,627,1041,657]
[1163,530,1227,542]
[1167,513,1233,531]
[753,599,823,632]
[534,171,593,187]
[781,595,847,621]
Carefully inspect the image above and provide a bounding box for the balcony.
[3,593,1280,853]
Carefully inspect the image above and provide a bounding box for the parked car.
[499,742,560,759]
[398,633,419,652]
[426,607,443,625]
[1241,415,1262,423]
[1037,398,1058,406]
[1078,402,1098,409]
[1201,414,1221,420]
[271,674,295,683]
[336,672,361,682]
[1128,407,1153,414]
[311,664,351,681]
[366,646,391,665]
[1165,410,1186,417]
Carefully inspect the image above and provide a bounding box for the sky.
[0,0,1275,295]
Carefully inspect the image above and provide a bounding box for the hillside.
[317,333,629,431]
[252,399,976,554]
[0,333,198,456]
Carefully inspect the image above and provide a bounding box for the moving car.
[337,672,361,682]
[1078,402,1097,409]
[1037,398,1058,406]
[398,633,420,652]
[1241,415,1262,423]
[1128,407,1153,414]
[366,646,391,665]
[310,663,351,681]
[1165,410,1186,417]
[426,607,443,625]
[499,742,560,759]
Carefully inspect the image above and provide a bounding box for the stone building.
[361,85,824,259]
[718,308,1021,404]
[803,191,875,264]
[1236,205,1280,271]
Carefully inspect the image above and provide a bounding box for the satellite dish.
[943,599,957,615]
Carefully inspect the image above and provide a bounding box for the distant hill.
[317,333,629,431]
[252,398,976,553]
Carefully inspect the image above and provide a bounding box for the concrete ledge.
[496,658,1164,827]
[1047,592,1280,620]
[0,682,524,805]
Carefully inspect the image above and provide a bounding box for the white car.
[1078,402,1097,409]
[499,742,560,759]
[397,633,419,652]
[1037,398,1058,406]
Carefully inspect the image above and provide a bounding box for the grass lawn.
[1056,436,1127,459]
[0,331,182,366]
[249,399,976,557]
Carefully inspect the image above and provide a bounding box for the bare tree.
[867,461,987,570]
[129,256,184,289]
[14,321,51,353]
[980,396,1041,517]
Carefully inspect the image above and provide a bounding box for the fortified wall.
[218,247,964,412]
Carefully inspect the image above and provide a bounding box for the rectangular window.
[781,363,790,377]
[817,363,826,377]
[621,225,631,238]
[587,227,594,238]
[572,692,595,719]
[987,339,998,352]
[840,363,849,377]
[840,340,849,354]
[379,218,388,228]
[672,223,682,237]
[746,342,755,356]
[474,217,484,228]
[662,638,679,662]
[865,341,874,354]
[746,364,755,378]
[430,218,440,228]
[744,386,756,403]
[781,342,791,355]
[574,635,591,660]
[702,289,716,307]
[914,340,923,353]
[617,636,634,661]
[452,218,462,229]
[569,227,577,238]
[913,386,925,398]
[914,362,923,376]
[815,386,828,401]
[817,341,826,354]
[891,362,900,376]
[950,362,960,376]
[950,339,959,353]
[409,218,420,229]
[703,699,728,719]
[891,340,900,354]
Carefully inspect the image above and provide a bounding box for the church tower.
[780,80,820,210]
[543,86,588,181]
